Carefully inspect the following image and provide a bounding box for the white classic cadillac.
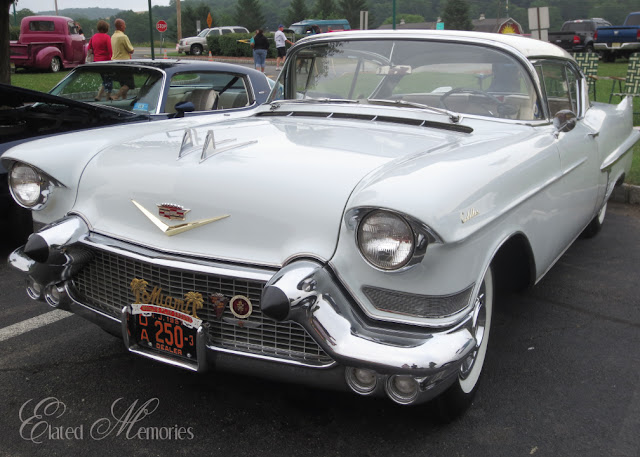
[4,31,639,419]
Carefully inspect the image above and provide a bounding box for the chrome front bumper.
[9,216,479,405]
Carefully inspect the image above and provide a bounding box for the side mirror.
[553,109,577,133]
[174,101,195,118]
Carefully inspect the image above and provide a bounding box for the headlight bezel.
[8,162,55,210]
[347,207,439,272]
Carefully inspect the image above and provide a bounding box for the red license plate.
[129,305,201,361]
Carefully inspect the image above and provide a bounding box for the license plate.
[611,42,621,48]
[128,304,201,361]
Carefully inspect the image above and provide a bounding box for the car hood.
[0,83,149,146]
[75,115,470,266]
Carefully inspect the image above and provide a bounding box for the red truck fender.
[34,46,64,72]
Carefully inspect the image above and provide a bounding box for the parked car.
[288,19,351,34]
[1,60,272,242]
[177,26,249,55]
[4,30,639,420]
[548,18,611,54]
[594,11,640,61]
[10,15,87,72]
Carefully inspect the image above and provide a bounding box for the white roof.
[304,29,573,60]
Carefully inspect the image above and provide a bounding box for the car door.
[535,59,601,243]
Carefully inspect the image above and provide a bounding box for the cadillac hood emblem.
[132,200,229,236]
[157,203,190,220]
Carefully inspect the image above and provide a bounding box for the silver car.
[177,26,249,55]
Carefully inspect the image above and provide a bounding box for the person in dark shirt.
[251,29,269,73]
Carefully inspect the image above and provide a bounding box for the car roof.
[302,30,573,60]
[81,59,265,77]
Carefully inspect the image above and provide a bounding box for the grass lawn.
[7,59,640,185]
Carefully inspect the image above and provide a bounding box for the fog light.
[26,280,42,300]
[345,367,378,395]
[386,375,419,404]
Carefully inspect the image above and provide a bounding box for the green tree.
[314,0,335,19]
[234,0,265,31]
[383,14,425,25]
[442,0,473,31]
[1,0,17,84]
[339,0,368,29]
[286,0,308,26]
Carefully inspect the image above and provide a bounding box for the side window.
[536,61,580,116]
[167,72,251,113]
[68,21,77,35]
[221,29,232,34]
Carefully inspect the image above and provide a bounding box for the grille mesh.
[72,247,332,366]
[362,284,474,319]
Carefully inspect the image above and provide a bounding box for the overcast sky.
[15,0,172,13]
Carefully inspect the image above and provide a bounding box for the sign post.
[528,7,549,41]
[157,20,168,54]
[148,0,155,60]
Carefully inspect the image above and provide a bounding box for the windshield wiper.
[366,98,461,123]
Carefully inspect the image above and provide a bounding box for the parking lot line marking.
[0,310,71,343]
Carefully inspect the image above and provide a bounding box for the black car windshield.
[269,39,540,121]
[50,66,164,114]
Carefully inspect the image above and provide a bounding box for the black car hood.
[0,83,150,145]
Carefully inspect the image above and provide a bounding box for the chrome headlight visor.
[347,208,440,271]
[8,163,56,210]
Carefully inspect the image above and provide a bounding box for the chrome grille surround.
[71,241,333,367]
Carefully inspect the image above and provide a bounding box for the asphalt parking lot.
[0,202,638,457]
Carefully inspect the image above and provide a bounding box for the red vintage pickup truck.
[10,16,87,72]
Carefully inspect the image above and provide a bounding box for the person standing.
[110,18,135,100]
[111,18,134,60]
[274,25,293,71]
[88,20,113,100]
[251,29,269,73]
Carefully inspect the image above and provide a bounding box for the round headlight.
[357,210,415,270]
[9,164,44,208]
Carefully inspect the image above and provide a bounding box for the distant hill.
[35,8,124,20]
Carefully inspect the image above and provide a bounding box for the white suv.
[177,26,249,55]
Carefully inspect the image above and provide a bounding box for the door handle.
[588,132,600,138]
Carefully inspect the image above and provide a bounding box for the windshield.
[50,66,164,114]
[198,29,210,37]
[269,39,540,121]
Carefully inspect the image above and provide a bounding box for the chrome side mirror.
[553,109,577,134]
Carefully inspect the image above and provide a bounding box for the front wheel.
[49,56,61,73]
[435,266,493,421]
[190,44,203,56]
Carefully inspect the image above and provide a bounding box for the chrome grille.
[72,247,332,366]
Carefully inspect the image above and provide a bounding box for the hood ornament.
[132,200,229,236]
[178,128,257,162]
